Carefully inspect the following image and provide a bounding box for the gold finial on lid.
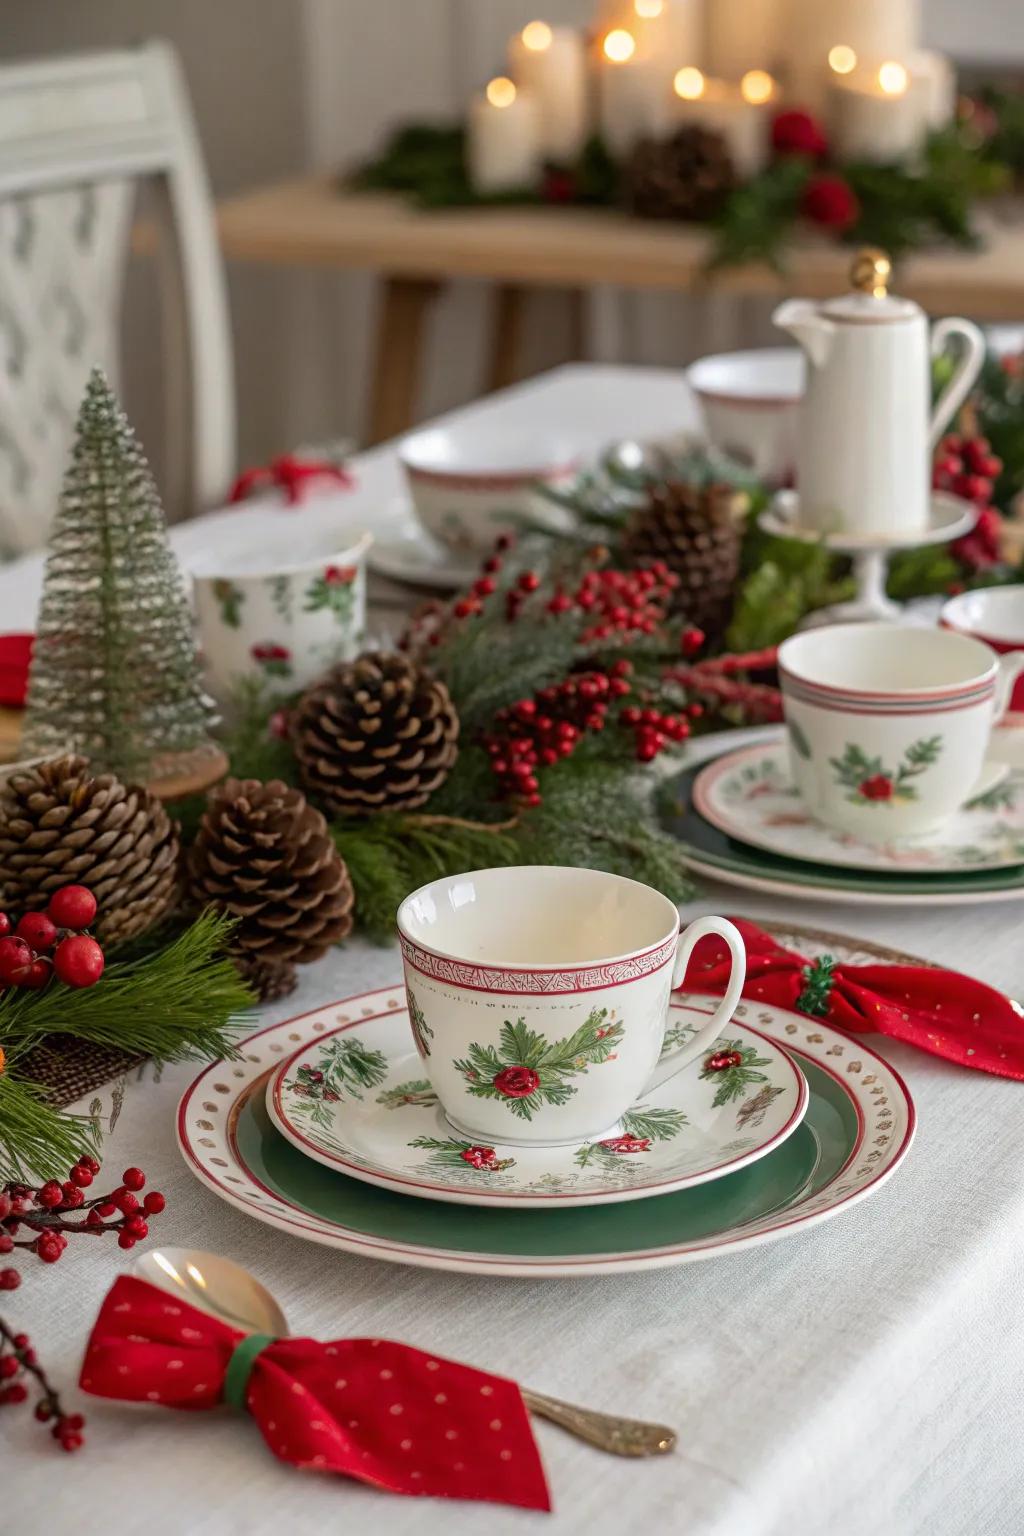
[850,247,892,298]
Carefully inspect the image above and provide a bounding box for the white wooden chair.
[0,40,235,557]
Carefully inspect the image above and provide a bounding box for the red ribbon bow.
[228,455,355,506]
[80,1276,550,1512]
[682,918,1024,1080]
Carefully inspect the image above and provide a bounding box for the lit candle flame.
[741,69,774,105]
[673,66,705,101]
[634,0,664,17]
[486,76,518,108]
[878,60,908,96]
[603,28,637,63]
[521,20,552,52]
[828,44,858,75]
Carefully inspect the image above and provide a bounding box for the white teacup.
[779,622,1024,842]
[399,425,579,558]
[192,526,371,705]
[686,348,804,486]
[396,866,745,1149]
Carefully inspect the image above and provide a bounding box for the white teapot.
[773,249,985,537]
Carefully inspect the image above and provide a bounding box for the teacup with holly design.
[192,527,371,704]
[396,865,745,1149]
[779,622,1024,843]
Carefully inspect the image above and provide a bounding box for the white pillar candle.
[785,0,921,110]
[828,62,925,163]
[671,67,774,178]
[707,0,781,81]
[508,22,589,162]
[910,49,956,130]
[598,27,673,156]
[467,78,541,194]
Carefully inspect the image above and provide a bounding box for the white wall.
[3,0,1022,492]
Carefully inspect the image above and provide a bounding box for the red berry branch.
[668,646,784,724]
[0,884,105,992]
[0,1158,166,1450]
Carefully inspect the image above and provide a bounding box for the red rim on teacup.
[396,865,680,997]
[778,622,999,716]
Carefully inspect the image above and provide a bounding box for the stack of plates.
[179,958,914,1277]
[662,738,1024,907]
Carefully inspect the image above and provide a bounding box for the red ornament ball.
[801,173,861,232]
[52,935,105,989]
[46,884,98,932]
[15,912,58,952]
[771,109,828,158]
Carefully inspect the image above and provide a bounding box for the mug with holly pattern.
[192,528,371,704]
[397,865,745,1149]
[779,622,1024,842]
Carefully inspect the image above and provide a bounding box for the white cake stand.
[759,490,979,627]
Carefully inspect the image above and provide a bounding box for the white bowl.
[399,425,580,557]
[686,348,804,485]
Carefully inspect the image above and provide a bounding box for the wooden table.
[217,178,1024,443]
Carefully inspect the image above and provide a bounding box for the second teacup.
[779,622,1024,842]
[396,865,745,1149]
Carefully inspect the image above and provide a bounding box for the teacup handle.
[643,917,747,1095]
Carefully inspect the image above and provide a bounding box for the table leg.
[368,277,441,444]
[487,283,528,393]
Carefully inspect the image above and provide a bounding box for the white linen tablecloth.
[3,368,1023,1536]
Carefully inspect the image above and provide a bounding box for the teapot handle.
[929,317,986,450]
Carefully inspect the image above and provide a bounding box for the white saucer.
[694,740,1024,874]
[266,997,808,1209]
[762,490,978,553]
[367,514,477,591]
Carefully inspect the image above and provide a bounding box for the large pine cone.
[623,481,747,641]
[625,126,737,222]
[292,653,459,816]
[0,755,179,945]
[187,778,354,1000]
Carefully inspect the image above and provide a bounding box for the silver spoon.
[135,1248,676,1458]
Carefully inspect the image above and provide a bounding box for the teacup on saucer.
[266,998,807,1208]
[395,866,746,1150]
[779,623,1024,843]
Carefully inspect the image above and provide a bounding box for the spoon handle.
[522,1388,676,1458]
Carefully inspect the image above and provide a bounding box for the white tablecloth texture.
[3,368,1024,1536]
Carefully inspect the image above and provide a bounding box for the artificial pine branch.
[1,910,252,1065]
[0,1076,98,1185]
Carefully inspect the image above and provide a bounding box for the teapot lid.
[821,248,920,323]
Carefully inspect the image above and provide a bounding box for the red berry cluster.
[549,561,680,642]
[0,1161,165,1284]
[933,433,1003,505]
[483,662,634,803]
[0,885,104,993]
[619,705,692,762]
[0,1318,85,1450]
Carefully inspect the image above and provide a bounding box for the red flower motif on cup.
[858,774,894,801]
[324,565,357,585]
[251,641,291,662]
[492,1066,541,1099]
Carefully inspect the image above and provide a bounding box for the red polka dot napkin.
[683,917,1024,1080]
[80,1276,551,1511]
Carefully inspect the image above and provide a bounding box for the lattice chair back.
[0,41,235,556]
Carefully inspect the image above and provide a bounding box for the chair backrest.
[0,40,235,555]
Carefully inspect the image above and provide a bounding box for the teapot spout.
[773,299,835,369]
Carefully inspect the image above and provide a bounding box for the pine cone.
[625,127,737,222]
[0,755,180,945]
[187,778,354,1001]
[623,481,747,641]
[292,653,459,816]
